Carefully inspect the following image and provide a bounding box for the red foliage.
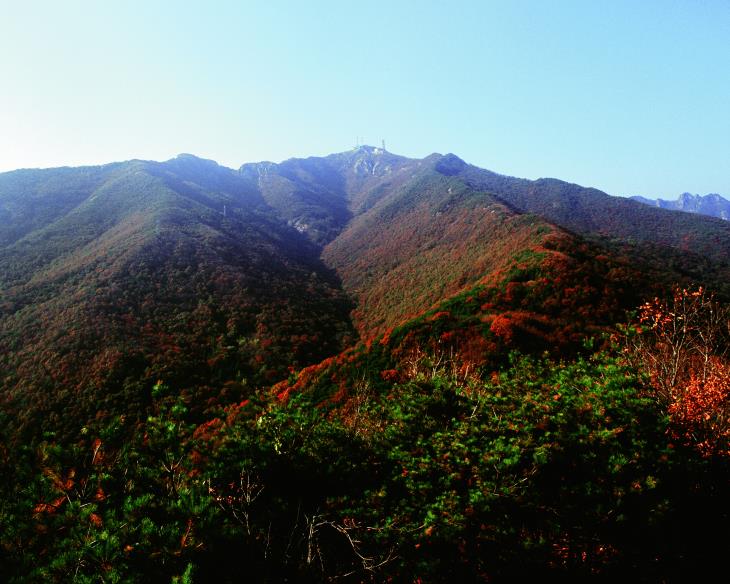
[89,513,103,528]
[489,314,514,344]
[33,496,66,515]
[193,417,224,442]
[429,311,451,321]
[380,369,400,382]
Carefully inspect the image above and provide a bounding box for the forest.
[2,148,730,581]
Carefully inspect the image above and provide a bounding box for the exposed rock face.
[631,192,730,221]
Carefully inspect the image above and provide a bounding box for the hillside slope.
[322,155,556,337]
[3,148,730,582]
[0,156,354,439]
[451,162,730,266]
[254,148,730,338]
[4,146,730,438]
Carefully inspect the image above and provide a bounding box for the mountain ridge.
[631,191,730,221]
[2,146,730,439]
[0,156,355,438]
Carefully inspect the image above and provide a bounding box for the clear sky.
[1,0,729,197]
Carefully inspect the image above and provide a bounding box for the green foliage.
[4,147,730,582]
[2,349,710,582]
[335,351,675,579]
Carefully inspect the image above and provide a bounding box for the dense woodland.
[2,147,730,581]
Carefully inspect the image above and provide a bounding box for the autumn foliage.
[629,287,730,455]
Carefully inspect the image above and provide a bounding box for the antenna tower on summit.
[381,139,386,151]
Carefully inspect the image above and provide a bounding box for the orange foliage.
[631,287,730,456]
[193,417,224,441]
[489,314,514,343]
[429,311,451,321]
[668,359,730,456]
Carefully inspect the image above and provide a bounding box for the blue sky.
[1,0,729,197]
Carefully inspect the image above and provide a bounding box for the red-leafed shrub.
[668,359,730,456]
[629,287,730,455]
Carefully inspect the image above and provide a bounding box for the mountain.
[4,146,730,441]
[449,165,730,268]
[631,192,730,221]
[3,146,730,581]
[239,145,415,246]
[247,148,567,337]
[249,148,730,337]
[0,155,354,439]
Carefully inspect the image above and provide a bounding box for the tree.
[628,287,730,455]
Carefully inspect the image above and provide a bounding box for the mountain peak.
[630,191,730,221]
[352,144,386,154]
[433,153,467,176]
[170,153,222,168]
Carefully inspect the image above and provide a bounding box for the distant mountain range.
[631,192,730,221]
